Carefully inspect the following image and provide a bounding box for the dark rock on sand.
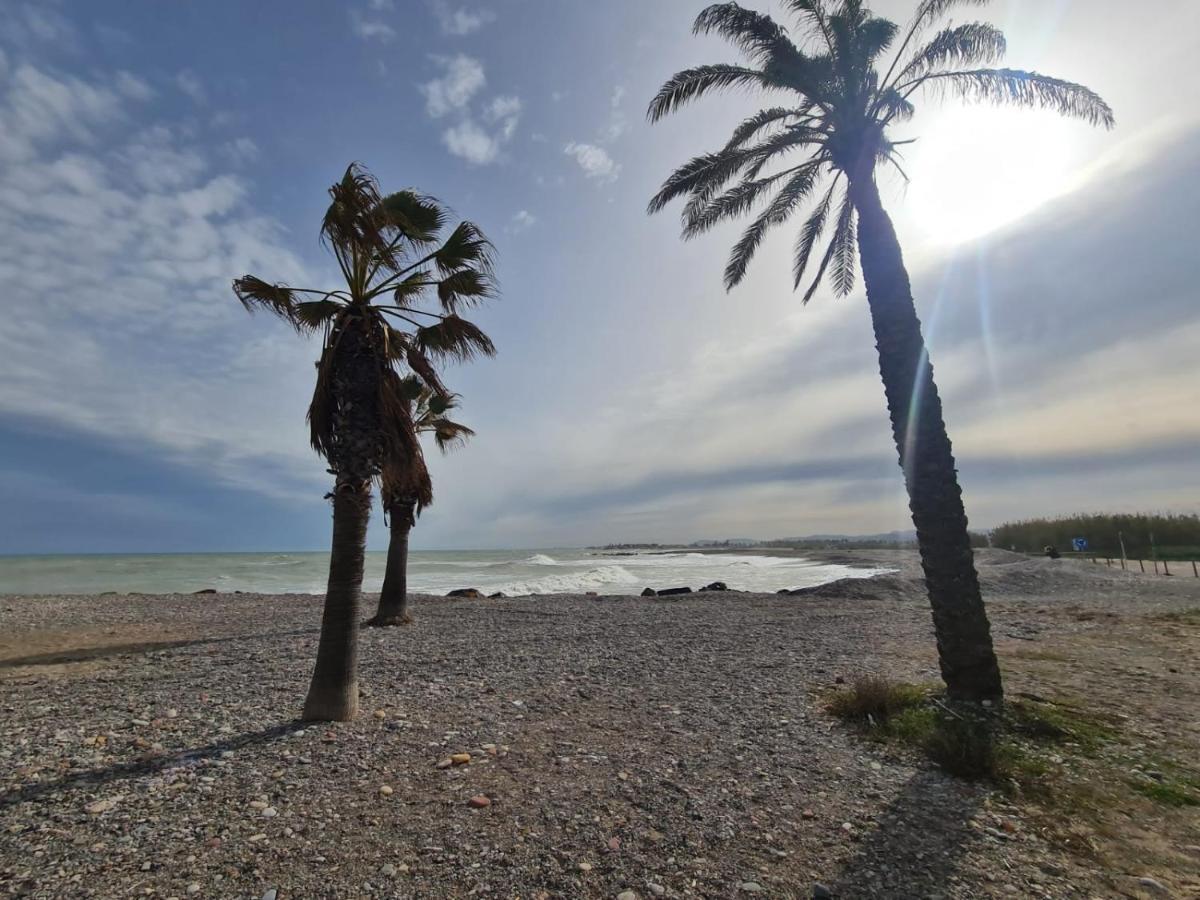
[657,587,693,596]
[700,581,729,592]
[447,589,485,599]
[192,588,217,595]
[641,588,657,597]
[488,591,507,599]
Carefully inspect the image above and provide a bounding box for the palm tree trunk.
[369,496,416,626]
[302,480,369,721]
[848,171,1004,703]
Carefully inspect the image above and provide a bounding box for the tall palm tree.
[234,163,496,720]
[648,0,1112,702]
[369,378,475,627]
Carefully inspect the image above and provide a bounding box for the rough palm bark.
[849,168,1003,701]
[370,494,417,626]
[302,317,382,721]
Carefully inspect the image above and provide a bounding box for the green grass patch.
[1130,779,1200,808]
[826,680,1117,785]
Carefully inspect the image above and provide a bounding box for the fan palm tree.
[648,0,1112,702]
[234,163,496,720]
[369,378,475,627]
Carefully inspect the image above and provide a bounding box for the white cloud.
[507,209,537,233]
[564,142,620,183]
[432,1,496,36]
[349,10,396,42]
[421,54,485,118]
[484,94,521,139]
[223,136,260,165]
[368,0,394,8]
[0,59,326,504]
[443,120,500,165]
[176,70,206,104]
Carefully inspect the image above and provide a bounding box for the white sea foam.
[498,564,640,595]
[524,554,559,566]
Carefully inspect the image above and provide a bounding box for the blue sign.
[1071,537,1089,552]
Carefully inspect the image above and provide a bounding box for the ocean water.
[0,549,889,597]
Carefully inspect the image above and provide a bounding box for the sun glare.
[903,107,1085,246]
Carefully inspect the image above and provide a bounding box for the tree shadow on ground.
[828,769,987,896]
[0,628,319,669]
[0,721,306,810]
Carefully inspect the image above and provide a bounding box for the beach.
[2,550,1198,898]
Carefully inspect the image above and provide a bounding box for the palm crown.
[386,375,475,512]
[648,0,1114,297]
[234,163,496,507]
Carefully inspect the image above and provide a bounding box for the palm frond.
[803,186,854,302]
[233,276,304,331]
[894,23,1005,84]
[648,145,762,214]
[683,169,796,238]
[429,419,475,453]
[294,299,344,331]
[792,179,837,289]
[830,191,857,297]
[392,270,432,304]
[723,106,808,151]
[875,87,915,122]
[724,164,821,290]
[693,3,795,66]
[647,64,769,123]
[879,0,991,93]
[378,190,447,244]
[406,346,451,398]
[436,269,495,314]
[416,315,497,362]
[320,162,392,264]
[855,15,899,65]
[908,68,1115,127]
[434,221,494,276]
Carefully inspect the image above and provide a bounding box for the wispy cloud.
[421,54,486,117]
[564,142,620,183]
[507,209,537,233]
[432,1,495,36]
[421,56,519,166]
[176,70,205,104]
[349,9,396,42]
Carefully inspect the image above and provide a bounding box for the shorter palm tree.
[370,378,475,626]
[234,163,495,721]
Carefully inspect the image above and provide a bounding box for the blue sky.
[1,0,1198,553]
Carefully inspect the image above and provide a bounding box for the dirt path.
[0,551,1197,898]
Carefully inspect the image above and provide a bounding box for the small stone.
[379,785,394,797]
[834,676,845,685]
[1136,877,1168,896]
[648,884,666,897]
[841,822,853,832]
[248,800,268,810]
[381,863,397,877]
[84,797,119,815]
[166,709,179,719]
[451,753,472,765]
[186,885,200,895]
[261,891,277,900]
[261,807,278,818]
[617,892,638,900]
[813,885,833,900]
[468,794,491,808]
[578,862,593,872]
[802,809,816,819]
[435,758,454,770]
[739,883,764,894]
[373,710,387,719]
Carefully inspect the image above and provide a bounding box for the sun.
[902,106,1085,246]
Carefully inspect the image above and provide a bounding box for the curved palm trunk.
[369,495,417,626]
[848,171,1004,703]
[302,482,369,720]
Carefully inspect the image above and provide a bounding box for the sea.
[0,549,889,597]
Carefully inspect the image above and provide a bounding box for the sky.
[0,0,1197,553]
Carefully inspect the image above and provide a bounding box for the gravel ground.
[1,550,1198,899]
